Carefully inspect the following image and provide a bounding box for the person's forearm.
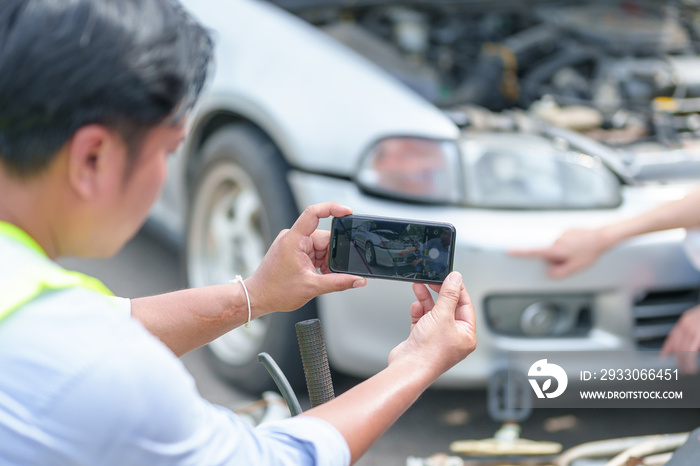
[600,186,700,248]
[130,283,259,356]
[300,357,440,464]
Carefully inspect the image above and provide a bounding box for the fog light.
[485,294,592,337]
[521,302,559,336]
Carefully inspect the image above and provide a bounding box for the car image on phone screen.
[329,214,456,284]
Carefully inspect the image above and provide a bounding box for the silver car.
[151,0,700,393]
[352,223,412,269]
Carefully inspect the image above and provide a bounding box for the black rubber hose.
[519,48,601,107]
[257,352,303,416]
[444,25,559,109]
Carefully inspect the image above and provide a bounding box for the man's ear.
[66,125,124,199]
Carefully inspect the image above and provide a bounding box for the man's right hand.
[661,305,700,374]
[509,227,612,279]
[245,202,366,317]
[388,271,476,376]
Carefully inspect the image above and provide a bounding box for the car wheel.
[186,123,314,394]
[365,242,376,265]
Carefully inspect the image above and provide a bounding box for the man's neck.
[0,171,61,259]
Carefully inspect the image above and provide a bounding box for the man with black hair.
[0,0,476,464]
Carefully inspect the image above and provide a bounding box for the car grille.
[632,288,700,349]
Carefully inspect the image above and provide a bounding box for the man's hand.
[388,272,476,376]
[301,271,475,462]
[509,228,611,279]
[245,202,366,315]
[661,305,700,374]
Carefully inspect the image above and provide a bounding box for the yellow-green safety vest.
[0,221,113,324]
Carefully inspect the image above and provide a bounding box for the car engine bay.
[274,0,700,182]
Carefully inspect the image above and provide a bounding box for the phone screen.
[330,215,456,284]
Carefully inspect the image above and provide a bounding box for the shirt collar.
[0,221,48,257]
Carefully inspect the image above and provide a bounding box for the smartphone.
[329,214,456,284]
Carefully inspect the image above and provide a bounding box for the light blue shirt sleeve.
[18,305,350,466]
[0,242,352,465]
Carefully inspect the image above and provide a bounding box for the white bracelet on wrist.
[231,275,251,328]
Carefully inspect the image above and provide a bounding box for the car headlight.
[356,133,621,209]
[461,133,621,209]
[356,137,463,203]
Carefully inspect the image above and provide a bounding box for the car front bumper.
[289,171,700,387]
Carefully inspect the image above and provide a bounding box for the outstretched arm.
[510,185,700,279]
[300,271,476,463]
[130,202,366,356]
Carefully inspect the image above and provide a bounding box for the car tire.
[365,242,376,265]
[186,123,314,394]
